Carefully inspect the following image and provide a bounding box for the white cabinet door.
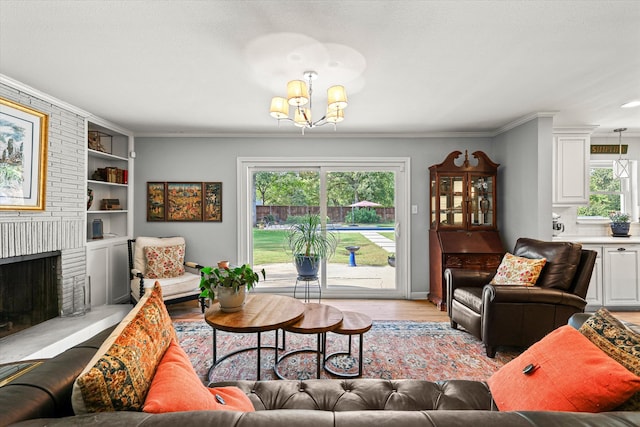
[108,240,130,304]
[86,245,108,306]
[583,245,602,307]
[603,245,640,307]
[87,238,130,305]
[552,134,590,205]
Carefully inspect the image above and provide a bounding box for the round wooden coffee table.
[323,311,372,377]
[274,303,343,379]
[205,294,305,380]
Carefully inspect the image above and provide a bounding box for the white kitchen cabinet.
[583,245,603,308]
[552,132,591,205]
[603,244,640,307]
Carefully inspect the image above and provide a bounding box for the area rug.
[173,320,519,384]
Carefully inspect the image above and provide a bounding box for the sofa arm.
[482,285,587,311]
[445,269,495,290]
[445,269,496,313]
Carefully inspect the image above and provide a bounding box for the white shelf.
[88,179,128,187]
[88,148,128,162]
[87,210,128,214]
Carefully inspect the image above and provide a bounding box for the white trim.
[237,157,411,299]
[492,112,557,136]
[0,73,91,117]
[553,125,599,134]
[135,131,496,138]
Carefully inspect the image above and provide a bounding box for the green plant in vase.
[285,213,338,277]
[199,264,265,312]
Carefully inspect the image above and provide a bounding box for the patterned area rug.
[173,320,519,384]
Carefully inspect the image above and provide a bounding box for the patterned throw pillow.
[579,308,640,410]
[144,244,185,279]
[71,283,176,413]
[489,252,547,286]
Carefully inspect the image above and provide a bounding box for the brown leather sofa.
[2,314,639,427]
[446,238,597,357]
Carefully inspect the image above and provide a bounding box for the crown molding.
[0,73,91,117]
[491,112,558,136]
[552,125,600,134]
[134,131,495,139]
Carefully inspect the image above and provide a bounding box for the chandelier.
[613,127,629,179]
[269,71,347,134]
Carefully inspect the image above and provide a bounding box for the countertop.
[552,235,640,244]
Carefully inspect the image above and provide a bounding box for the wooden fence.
[255,205,395,224]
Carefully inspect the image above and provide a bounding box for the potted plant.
[199,264,265,312]
[609,211,631,236]
[285,214,338,277]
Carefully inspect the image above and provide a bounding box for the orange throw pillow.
[487,325,640,412]
[143,339,255,413]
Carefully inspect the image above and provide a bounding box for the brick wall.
[0,82,86,315]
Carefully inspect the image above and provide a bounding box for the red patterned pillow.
[71,283,176,413]
[144,244,185,278]
[144,339,255,413]
[490,252,546,286]
[488,325,640,412]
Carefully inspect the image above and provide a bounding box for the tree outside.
[578,166,621,217]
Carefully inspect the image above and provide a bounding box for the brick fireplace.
[0,81,87,325]
[0,252,60,339]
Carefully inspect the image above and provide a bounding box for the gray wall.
[134,136,499,296]
[493,117,554,250]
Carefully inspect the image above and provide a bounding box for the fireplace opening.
[0,251,60,340]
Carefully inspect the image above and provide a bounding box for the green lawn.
[378,232,395,240]
[253,229,390,266]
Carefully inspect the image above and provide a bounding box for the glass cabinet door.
[470,175,494,227]
[438,176,465,227]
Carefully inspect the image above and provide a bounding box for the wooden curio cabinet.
[428,150,504,310]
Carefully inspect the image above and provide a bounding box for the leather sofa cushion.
[513,238,581,291]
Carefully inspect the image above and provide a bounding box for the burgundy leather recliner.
[445,238,597,357]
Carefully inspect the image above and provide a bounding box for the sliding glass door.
[238,158,409,299]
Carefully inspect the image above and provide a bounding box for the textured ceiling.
[1,0,639,137]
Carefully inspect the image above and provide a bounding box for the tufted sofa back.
[211,379,498,411]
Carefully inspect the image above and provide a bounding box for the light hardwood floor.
[168,298,640,324]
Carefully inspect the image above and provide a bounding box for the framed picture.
[166,182,203,221]
[204,182,222,222]
[146,182,166,221]
[0,97,49,211]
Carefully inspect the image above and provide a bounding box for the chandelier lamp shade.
[613,127,630,179]
[269,71,347,134]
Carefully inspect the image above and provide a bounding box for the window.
[237,157,410,299]
[577,160,636,220]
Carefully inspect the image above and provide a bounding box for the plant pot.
[217,286,246,312]
[387,256,396,267]
[611,222,631,236]
[295,255,319,278]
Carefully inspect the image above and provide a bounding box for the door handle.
[617,247,626,251]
